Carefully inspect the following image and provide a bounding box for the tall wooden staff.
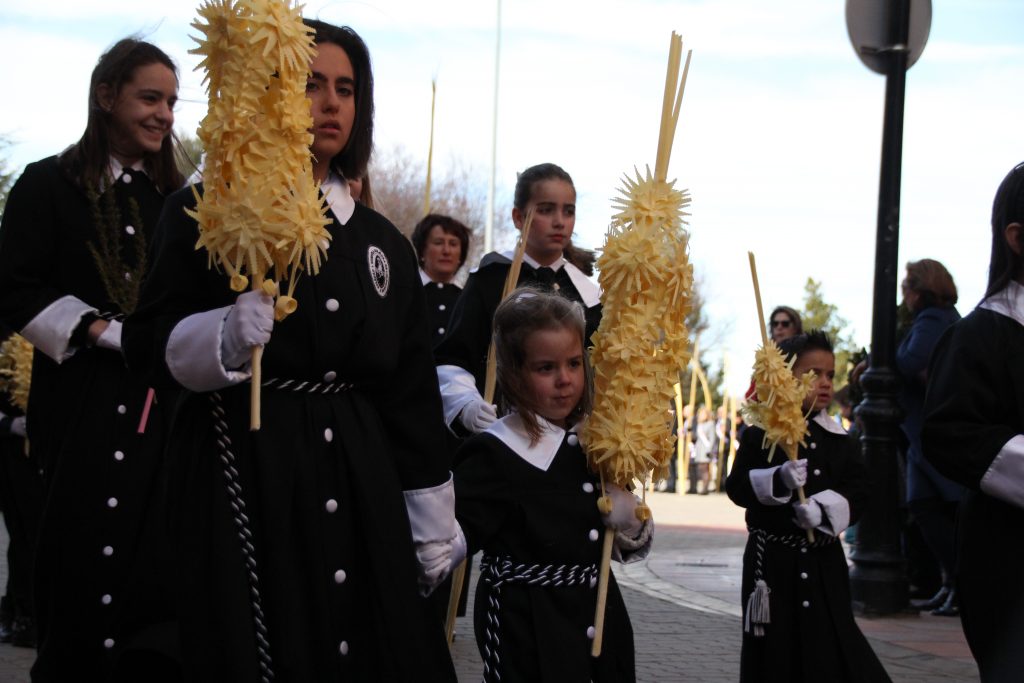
[582,32,694,656]
[745,253,814,541]
[444,212,534,645]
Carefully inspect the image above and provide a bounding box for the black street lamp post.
[847,0,928,614]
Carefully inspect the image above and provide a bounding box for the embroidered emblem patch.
[367,246,390,298]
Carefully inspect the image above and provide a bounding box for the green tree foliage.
[800,277,859,389]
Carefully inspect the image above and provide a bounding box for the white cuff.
[980,435,1024,509]
[437,364,481,427]
[403,473,457,544]
[20,295,96,363]
[749,466,792,505]
[96,319,122,352]
[809,489,850,536]
[166,306,251,392]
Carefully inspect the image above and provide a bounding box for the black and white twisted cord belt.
[210,392,275,682]
[478,554,599,683]
[744,526,839,638]
[260,377,354,394]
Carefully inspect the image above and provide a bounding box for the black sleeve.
[0,161,71,329]
[829,432,871,526]
[923,313,1023,490]
[725,426,769,509]
[364,234,454,489]
[453,435,514,554]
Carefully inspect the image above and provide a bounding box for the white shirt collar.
[480,251,601,308]
[485,412,575,471]
[102,156,147,191]
[980,281,1024,328]
[812,409,847,435]
[419,268,432,286]
[321,173,356,226]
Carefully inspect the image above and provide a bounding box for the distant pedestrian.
[923,160,1024,682]
[726,331,890,682]
[769,305,803,344]
[411,213,472,346]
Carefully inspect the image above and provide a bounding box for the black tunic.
[454,414,636,683]
[434,252,602,405]
[922,299,1024,681]
[124,184,457,682]
[725,417,890,683]
[0,156,177,681]
[422,279,461,346]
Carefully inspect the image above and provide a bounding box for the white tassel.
[744,579,771,637]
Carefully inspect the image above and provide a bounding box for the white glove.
[458,397,498,433]
[10,416,26,438]
[793,499,823,530]
[221,291,274,369]
[601,484,644,537]
[779,459,808,490]
[95,320,122,352]
[414,526,467,596]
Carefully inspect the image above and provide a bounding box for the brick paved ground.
[0,494,982,682]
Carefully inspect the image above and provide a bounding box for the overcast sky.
[2,0,1022,394]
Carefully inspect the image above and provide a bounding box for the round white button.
[125,225,136,236]
[437,328,445,335]
[103,545,114,557]
[325,298,340,312]
[587,626,596,639]
[101,594,112,605]
[107,497,118,508]
[810,443,818,450]
[582,482,595,493]
[123,272,132,281]
[334,569,347,584]
[800,547,807,554]
[339,641,350,656]
[567,434,579,446]
[800,572,808,580]
[325,499,338,513]
[114,451,125,461]
[117,404,127,415]
[121,173,132,184]
[813,469,821,476]
[324,371,337,382]
[104,637,115,649]
[802,600,810,608]
[324,428,334,443]
[438,304,446,311]
[588,529,600,542]
[435,282,443,289]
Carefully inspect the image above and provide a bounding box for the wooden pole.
[590,527,616,656]
[424,78,437,216]
[446,209,534,644]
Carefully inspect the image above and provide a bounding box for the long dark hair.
[986,161,1024,298]
[513,162,574,211]
[303,19,374,181]
[59,38,184,195]
[493,288,593,444]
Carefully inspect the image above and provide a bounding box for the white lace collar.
[812,409,847,435]
[486,412,576,471]
[980,281,1024,328]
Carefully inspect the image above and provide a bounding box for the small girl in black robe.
[726,331,890,682]
[454,290,652,683]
